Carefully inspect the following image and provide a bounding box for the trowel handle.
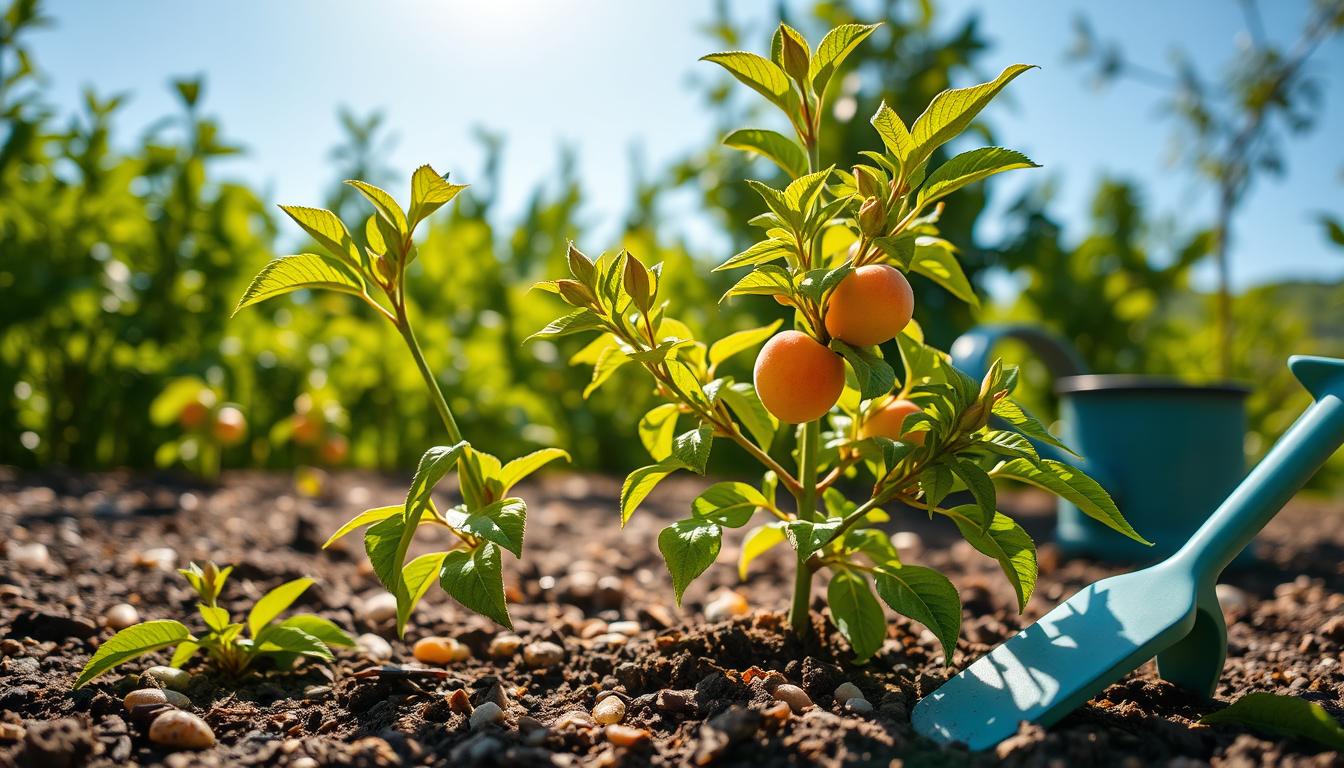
[1176,356,1344,581]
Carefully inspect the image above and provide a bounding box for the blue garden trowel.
[913,355,1344,751]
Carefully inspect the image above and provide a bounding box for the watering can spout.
[1289,355,1344,400]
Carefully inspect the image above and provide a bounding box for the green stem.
[788,418,821,637]
[394,306,464,445]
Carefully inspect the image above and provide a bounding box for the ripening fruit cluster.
[289,395,350,465]
[177,389,248,447]
[753,264,915,425]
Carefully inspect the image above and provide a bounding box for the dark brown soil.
[1,467,1341,767]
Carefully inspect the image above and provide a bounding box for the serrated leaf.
[991,397,1076,456]
[620,458,685,526]
[701,51,792,110]
[745,180,799,227]
[440,544,511,628]
[279,205,362,269]
[871,102,914,169]
[714,238,795,272]
[409,164,468,227]
[406,442,470,522]
[978,430,1039,460]
[785,518,843,560]
[945,506,1037,611]
[448,497,527,558]
[828,569,886,662]
[739,521,788,579]
[638,403,681,461]
[1200,692,1344,751]
[692,482,767,528]
[917,147,1038,208]
[498,448,570,493]
[279,615,355,648]
[247,577,313,638]
[721,264,793,302]
[527,309,607,341]
[830,340,896,400]
[658,519,722,605]
[920,463,955,508]
[345,179,407,234]
[671,426,714,473]
[722,382,778,448]
[906,64,1038,174]
[992,458,1150,545]
[74,620,194,688]
[784,166,834,212]
[324,505,399,549]
[709,320,781,368]
[810,23,879,95]
[233,254,365,315]
[873,564,961,661]
[723,129,807,178]
[951,460,996,520]
[909,238,978,307]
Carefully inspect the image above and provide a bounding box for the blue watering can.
[914,355,1344,750]
[950,324,1250,563]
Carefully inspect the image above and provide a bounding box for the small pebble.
[9,542,50,570]
[303,685,332,700]
[605,724,650,747]
[0,639,25,656]
[292,759,319,768]
[469,701,504,729]
[523,641,564,668]
[846,698,874,714]
[553,711,595,730]
[446,689,473,713]
[413,636,471,664]
[579,619,609,639]
[363,593,398,624]
[517,715,548,746]
[125,689,169,711]
[592,696,626,725]
[656,689,694,714]
[592,632,628,647]
[607,621,641,636]
[0,722,25,741]
[772,684,813,714]
[833,682,864,704]
[135,547,177,571]
[148,710,215,750]
[488,633,523,658]
[761,701,792,722]
[142,665,191,691]
[704,590,750,622]
[104,603,140,630]
[356,632,393,661]
[891,531,923,558]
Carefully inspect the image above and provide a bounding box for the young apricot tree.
[234,168,567,635]
[535,22,1148,661]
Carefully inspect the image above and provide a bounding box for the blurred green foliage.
[1,0,1340,490]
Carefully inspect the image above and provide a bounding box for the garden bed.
[1,467,1341,767]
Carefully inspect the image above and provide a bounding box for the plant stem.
[394,311,464,445]
[788,418,821,637]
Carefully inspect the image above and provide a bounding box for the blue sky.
[27,1,1344,293]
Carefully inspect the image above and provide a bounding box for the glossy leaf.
[946,505,1037,611]
[658,518,722,605]
[809,23,880,95]
[917,147,1038,209]
[74,620,194,688]
[278,205,362,269]
[700,51,792,111]
[324,505,399,549]
[828,569,886,662]
[1200,692,1344,750]
[909,238,978,307]
[498,448,570,493]
[279,615,355,648]
[905,64,1038,174]
[873,564,961,661]
[233,254,365,315]
[709,320,782,368]
[739,521,788,579]
[992,458,1150,545]
[440,544,511,628]
[246,577,313,637]
[723,129,807,178]
[692,481,767,528]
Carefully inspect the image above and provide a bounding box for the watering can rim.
[1055,374,1250,397]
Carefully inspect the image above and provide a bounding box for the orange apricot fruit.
[212,406,247,446]
[753,331,845,424]
[823,265,914,347]
[860,398,925,444]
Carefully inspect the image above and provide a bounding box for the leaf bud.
[566,243,597,287]
[780,31,810,87]
[556,279,597,309]
[858,196,885,237]
[623,254,653,313]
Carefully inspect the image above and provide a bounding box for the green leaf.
[909,238,978,307]
[74,620,194,688]
[945,506,1037,611]
[692,482,767,528]
[714,238,795,272]
[406,442,470,521]
[345,179,407,235]
[700,51,792,111]
[408,164,468,228]
[991,458,1150,545]
[169,641,199,669]
[721,265,793,303]
[951,460,996,520]
[796,264,853,304]
[809,23,880,95]
[746,180,799,227]
[709,320,782,368]
[905,64,1038,174]
[398,551,449,630]
[584,344,629,398]
[498,448,570,493]
[739,521,788,579]
[873,564,961,661]
[722,382,778,448]
[991,397,1076,456]
[978,430,1039,460]
[784,167,834,212]
[785,519,843,560]
[827,569,886,662]
[233,254,365,315]
[278,205,362,269]
[830,340,896,400]
[247,577,313,638]
[440,544,511,628]
[638,403,681,461]
[279,615,355,648]
[253,624,334,662]
[671,426,714,473]
[658,519,722,605]
[197,604,230,633]
[324,505,399,549]
[920,463,955,508]
[871,102,915,169]
[917,147,1038,209]
[526,309,607,341]
[723,129,807,178]
[1200,692,1344,751]
[621,459,684,526]
[447,497,527,558]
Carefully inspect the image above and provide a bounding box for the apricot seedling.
[537,22,1147,661]
[75,562,353,687]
